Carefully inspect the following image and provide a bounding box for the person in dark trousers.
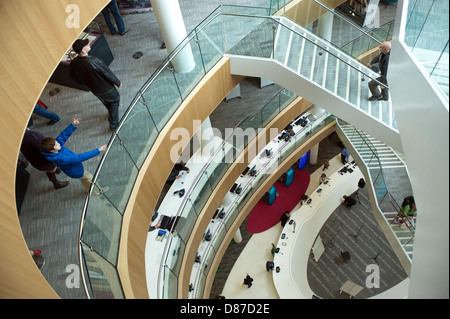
[167,163,190,184]
[243,274,253,288]
[280,211,291,227]
[340,145,350,165]
[102,0,129,35]
[20,129,70,190]
[342,195,357,207]
[28,103,61,128]
[40,118,107,195]
[69,39,122,130]
[367,41,391,101]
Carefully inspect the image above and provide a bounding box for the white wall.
[389,0,449,299]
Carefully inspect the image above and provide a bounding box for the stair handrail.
[336,119,415,233]
[261,15,388,88]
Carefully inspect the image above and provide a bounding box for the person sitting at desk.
[167,163,190,184]
[148,210,161,232]
[319,173,330,185]
[300,194,309,206]
[280,211,291,227]
[342,195,357,207]
[243,274,253,288]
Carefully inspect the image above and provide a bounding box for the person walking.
[28,101,61,128]
[102,0,129,35]
[367,41,391,101]
[20,129,70,190]
[40,118,107,195]
[340,145,350,165]
[69,39,122,130]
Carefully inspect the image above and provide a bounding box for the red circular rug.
[246,169,310,234]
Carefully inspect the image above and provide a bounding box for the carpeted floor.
[246,169,310,234]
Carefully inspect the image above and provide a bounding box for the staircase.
[273,17,396,127]
[228,16,402,151]
[338,123,415,261]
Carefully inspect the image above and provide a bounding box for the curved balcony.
[78,4,410,299]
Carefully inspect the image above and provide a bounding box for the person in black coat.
[367,41,391,101]
[70,39,122,130]
[20,129,69,190]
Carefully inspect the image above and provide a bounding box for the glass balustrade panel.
[171,36,207,101]
[177,199,198,243]
[164,234,186,281]
[80,241,124,299]
[224,16,274,58]
[92,136,139,214]
[140,63,183,132]
[195,14,225,71]
[117,97,159,168]
[162,267,179,299]
[81,196,123,267]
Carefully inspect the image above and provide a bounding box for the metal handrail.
[336,119,415,233]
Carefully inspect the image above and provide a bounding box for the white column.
[151,0,195,73]
[310,106,323,165]
[233,228,242,243]
[309,143,319,165]
[317,11,334,42]
[200,117,213,156]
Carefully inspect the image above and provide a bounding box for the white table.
[272,163,363,298]
[340,280,364,298]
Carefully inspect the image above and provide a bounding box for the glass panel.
[404,0,449,100]
[177,200,197,242]
[202,244,215,278]
[172,36,207,100]
[81,242,124,299]
[195,272,207,299]
[224,201,239,231]
[93,136,139,214]
[262,97,280,127]
[196,15,224,71]
[165,234,185,280]
[117,97,159,168]
[163,267,178,299]
[224,16,274,58]
[190,172,213,217]
[205,149,229,190]
[140,63,182,132]
[81,196,123,266]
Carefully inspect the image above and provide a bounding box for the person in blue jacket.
[40,118,107,195]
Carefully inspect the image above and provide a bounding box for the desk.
[340,280,364,298]
[272,163,362,298]
[145,136,231,298]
